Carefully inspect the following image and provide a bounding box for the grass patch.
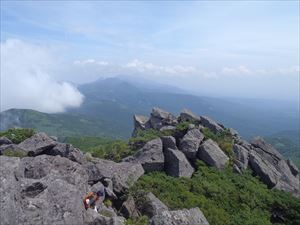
[3,148,27,158]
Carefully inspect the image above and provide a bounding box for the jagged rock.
[133,115,151,136]
[85,158,144,194]
[161,136,177,150]
[287,159,299,176]
[200,116,224,133]
[0,136,12,145]
[151,207,210,225]
[249,137,300,197]
[140,192,168,218]
[179,109,201,124]
[233,144,249,170]
[164,148,194,178]
[229,128,239,137]
[123,138,164,173]
[43,142,86,164]
[120,196,140,219]
[18,132,57,156]
[0,155,89,225]
[198,139,229,169]
[179,129,204,160]
[150,107,178,130]
[249,152,279,187]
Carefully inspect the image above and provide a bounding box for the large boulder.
[197,139,229,169]
[133,115,151,136]
[84,208,125,225]
[85,158,144,194]
[287,159,299,176]
[150,107,178,130]
[249,137,300,197]
[140,192,168,218]
[151,207,210,225]
[233,144,249,170]
[161,136,177,151]
[200,116,224,133]
[179,128,204,160]
[0,155,89,225]
[164,148,195,178]
[179,109,201,124]
[18,132,57,156]
[43,142,86,164]
[120,196,140,219]
[123,138,164,173]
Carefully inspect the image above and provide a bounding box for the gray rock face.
[249,137,300,197]
[0,155,89,225]
[85,158,144,194]
[123,138,164,173]
[179,129,204,160]
[18,132,57,156]
[45,142,86,164]
[151,207,210,225]
[140,192,168,218]
[198,139,229,169]
[200,116,224,133]
[0,136,12,145]
[161,136,177,151]
[150,107,178,130]
[287,159,299,176]
[179,109,201,124]
[164,148,195,178]
[233,144,249,170]
[0,143,27,156]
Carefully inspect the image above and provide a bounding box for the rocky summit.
[0,107,299,225]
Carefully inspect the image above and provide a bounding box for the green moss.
[0,128,35,144]
[3,149,27,158]
[125,216,149,225]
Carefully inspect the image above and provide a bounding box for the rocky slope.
[0,107,299,225]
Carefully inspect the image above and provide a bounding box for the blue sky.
[0,1,299,112]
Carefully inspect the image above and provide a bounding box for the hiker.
[83,186,105,212]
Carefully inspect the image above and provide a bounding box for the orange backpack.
[83,192,98,209]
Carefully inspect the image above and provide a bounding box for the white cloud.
[0,39,84,113]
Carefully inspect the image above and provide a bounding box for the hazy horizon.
[1,1,299,113]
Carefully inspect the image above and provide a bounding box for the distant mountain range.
[1,77,299,142]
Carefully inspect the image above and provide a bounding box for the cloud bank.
[0,39,84,113]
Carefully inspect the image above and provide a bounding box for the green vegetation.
[0,128,35,144]
[125,216,149,225]
[130,160,300,225]
[65,136,133,162]
[2,148,27,158]
[202,128,234,159]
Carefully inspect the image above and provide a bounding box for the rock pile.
[0,107,299,225]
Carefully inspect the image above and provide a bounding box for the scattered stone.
[120,196,140,219]
[198,139,229,169]
[233,144,249,170]
[164,148,194,178]
[140,192,168,218]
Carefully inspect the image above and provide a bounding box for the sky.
[1,1,299,112]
